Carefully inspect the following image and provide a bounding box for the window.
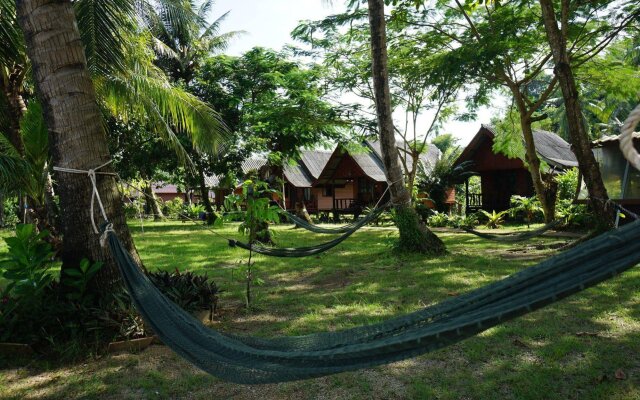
[323,185,334,197]
[358,178,373,194]
[304,188,311,201]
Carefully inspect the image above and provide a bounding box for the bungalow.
[313,140,441,215]
[578,132,640,214]
[454,125,578,214]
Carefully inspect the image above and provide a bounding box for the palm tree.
[366,0,445,255]
[16,0,143,288]
[146,0,241,219]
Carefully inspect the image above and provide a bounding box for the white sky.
[213,0,502,146]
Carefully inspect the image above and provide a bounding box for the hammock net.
[229,205,388,257]
[283,211,377,234]
[461,220,561,242]
[104,218,640,384]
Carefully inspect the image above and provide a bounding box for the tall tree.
[367,0,445,254]
[538,0,616,229]
[294,10,459,196]
[16,0,140,288]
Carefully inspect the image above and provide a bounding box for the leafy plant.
[63,259,103,301]
[162,197,185,219]
[183,203,206,219]
[427,211,449,227]
[555,168,579,201]
[480,210,509,229]
[509,195,543,227]
[0,224,55,300]
[556,199,592,230]
[148,269,220,319]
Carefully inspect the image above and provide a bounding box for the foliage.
[229,180,280,243]
[556,199,593,230]
[123,198,145,219]
[0,224,222,354]
[162,197,185,219]
[183,203,206,219]
[417,155,474,212]
[509,195,543,227]
[427,212,479,229]
[555,168,579,201]
[479,210,509,229]
[148,269,220,316]
[0,224,55,301]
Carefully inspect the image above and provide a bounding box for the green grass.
[0,220,638,399]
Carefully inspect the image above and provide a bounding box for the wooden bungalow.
[313,141,441,216]
[455,125,578,214]
[577,132,640,215]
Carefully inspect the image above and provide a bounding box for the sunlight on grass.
[1,219,639,399]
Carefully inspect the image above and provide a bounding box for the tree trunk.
[143,181,164,221]
[197,167,216,224]
[539,0,614,230]
[367,0,445,255]
[16,0,142,290]
[1,66,27,155]
[510,88,557,223]
[0,191,4,227]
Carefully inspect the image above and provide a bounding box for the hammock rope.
[461,220,562,242]
[228,205,388,257]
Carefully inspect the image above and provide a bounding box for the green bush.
[0,224,222,356]
[163,197,185,218]
[556,199,593,230]
[148,269,220,317]
[556,168,579,201]
[427,211,449,227]
[123,198,144,219]
[1,196,20,227]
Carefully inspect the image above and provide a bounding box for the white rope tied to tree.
[53,160,116,235]
[619,103,640,171]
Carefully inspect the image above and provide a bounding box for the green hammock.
[461,220,562,242]
[104,218,640,384]
[229,206,388,257]
[283,210,379,234]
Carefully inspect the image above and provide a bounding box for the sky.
[212,0,502,146]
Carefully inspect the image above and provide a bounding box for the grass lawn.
[0,220,638,399]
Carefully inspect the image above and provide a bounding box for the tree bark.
[1,66,27,155]
[196,166,218,225]
[520,111,556,222]
[16,0,141,289]
[539,0,614,230]
[367,0,445,255]
[143,181,164,221]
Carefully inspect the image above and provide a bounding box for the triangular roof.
[455,125,577,169]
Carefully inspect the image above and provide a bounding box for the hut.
[454,125,578,214]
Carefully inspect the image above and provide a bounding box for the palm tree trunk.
[16,0,142,290]
[539,0,614,230]
[367,0,445,255]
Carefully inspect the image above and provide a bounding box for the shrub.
[427,211,449,227]
[479,210,508,229]
[123,198,144,219]
[163,197,184,218]
[148,269,220,317]
[0,224,222,356]
[556,199,593,230]
[556,168,579,201]
[509,195,543,226]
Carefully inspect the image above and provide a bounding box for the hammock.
[283,211,378,234]
[229,206,388,257]
[103,218,640,384]
[461,220,562,242]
